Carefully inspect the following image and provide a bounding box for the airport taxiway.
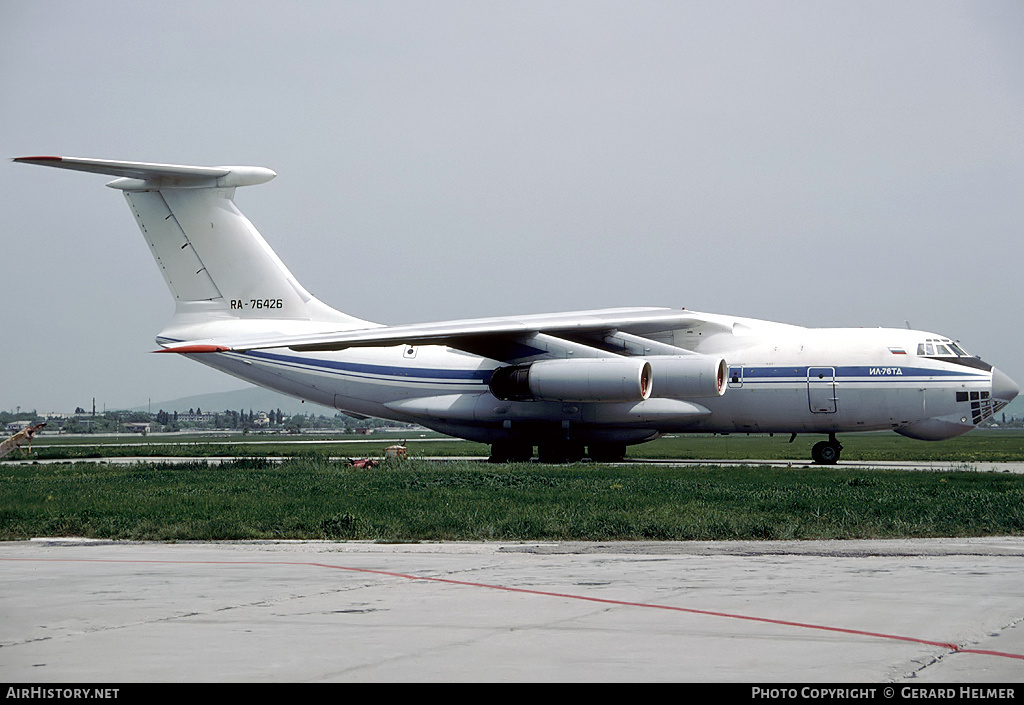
[7,456,1024,474]
[1,538,1022,682]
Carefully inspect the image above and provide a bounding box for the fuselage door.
[808,367,837,413]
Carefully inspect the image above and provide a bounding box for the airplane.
[14,155,1020,464]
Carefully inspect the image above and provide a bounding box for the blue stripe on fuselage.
[157,337,492,385]
[732,365,985,381]
[242,348,492,383]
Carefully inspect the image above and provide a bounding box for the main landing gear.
[810,433,843,465]
[492,435,843,465]
[487,439,534,464]
[488,440,628,464]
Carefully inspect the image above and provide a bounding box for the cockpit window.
[916,338,971,357]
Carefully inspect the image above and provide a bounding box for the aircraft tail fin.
[14,157,367,331]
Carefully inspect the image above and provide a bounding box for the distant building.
[176,411,216,423]
[124,423,151,434]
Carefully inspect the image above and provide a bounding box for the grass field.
[2,430,1023,542]
[16,428,1024,462]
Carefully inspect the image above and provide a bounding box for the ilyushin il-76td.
[15,156,1019,464]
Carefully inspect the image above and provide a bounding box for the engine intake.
[489,358,653,402]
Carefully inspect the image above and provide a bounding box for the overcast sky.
[2,1,1022,413]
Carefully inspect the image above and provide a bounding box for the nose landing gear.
[811,434,843,465]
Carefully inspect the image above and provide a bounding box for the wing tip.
[154,344,233,354]
[12,156,63,164]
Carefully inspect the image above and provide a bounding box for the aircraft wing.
[157,307,729,358]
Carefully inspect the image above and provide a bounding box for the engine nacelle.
[646,355,728,398]
[489,358,653,402]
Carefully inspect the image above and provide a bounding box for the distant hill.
[999,396,1023,421]
[134,386,336,416]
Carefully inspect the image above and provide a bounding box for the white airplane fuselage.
[166,312,1013,458]
[16,155,1019,464]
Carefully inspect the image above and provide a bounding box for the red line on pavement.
[6,556,1023,661]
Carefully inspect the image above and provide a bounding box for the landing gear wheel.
[588,443,627,463]
[538,441,585,464]
[811,439,842,465]
[488,440,533,463]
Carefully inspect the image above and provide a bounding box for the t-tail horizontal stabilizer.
[12,156,276,189]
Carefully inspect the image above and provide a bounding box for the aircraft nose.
[992,367,1020,404]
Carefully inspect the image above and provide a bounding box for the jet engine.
[489,358,652,402]
[646,355,728,398]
